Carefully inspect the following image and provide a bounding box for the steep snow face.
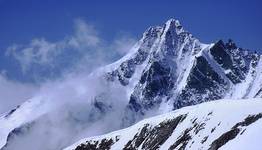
[0,18,262,150]
[64,98,262,150]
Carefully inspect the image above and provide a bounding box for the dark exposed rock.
[254,88,262,97]
[123,124,150,150]
[75,138,116,150]
[194,122,206,134]
[174,56,227,109]
[201,136,209,144]
[128,95,142,112]
[191,118,197,124]
[211,127,216,133]
[168,116,209,150]
[209,113,262,150]
[209,128,240,150]
[208,111,213,116]
[240,129,246,135]
[210,40,232,70]
[4,105,20,118]
[188,56,225,90]
[75,142,98,150]
[141,115,187,150]
[123,114,187,150]
[168,128,192,150]
[209,40,253,84]
[140,61,175,103]
[233,113,262,128]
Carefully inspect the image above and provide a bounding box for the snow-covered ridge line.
[64,98,262,150]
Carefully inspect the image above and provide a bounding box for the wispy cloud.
[6,39,62,73]
[5,19,99,74]
[69,19,101,48]
[110,32,137,55]
[5,19,136,81]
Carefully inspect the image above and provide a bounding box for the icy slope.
[65,99,262,150]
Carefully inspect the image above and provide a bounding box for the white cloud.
[111,33,136,55]
[0,74,38,114]
[68,19,101,48]
[5,19,136,75]
[6,39,62,73]
[5,19,102,74]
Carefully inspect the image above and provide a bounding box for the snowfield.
[64,99,262,150]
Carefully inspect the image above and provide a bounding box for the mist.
[1,19,137,150]
[3,71,129,150]
[0,75,38,114]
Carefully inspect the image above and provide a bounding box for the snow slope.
[65,98,262,150]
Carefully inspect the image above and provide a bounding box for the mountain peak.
[225,39,237,49]
[164,18,184,34]
[142,19,184,40]
[165,18,181,27]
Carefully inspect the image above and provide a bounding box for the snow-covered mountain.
[64,99,262,150]
[104,19,262,125]
[0,19,262,150]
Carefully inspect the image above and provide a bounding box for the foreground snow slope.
[65,98,262,150]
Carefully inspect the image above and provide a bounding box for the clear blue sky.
[0,0,261,83]
[0,0,261,50]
